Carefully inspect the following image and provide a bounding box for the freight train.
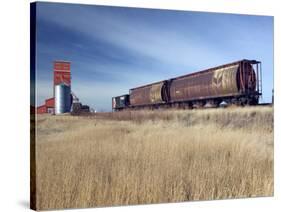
[112,59,262,111]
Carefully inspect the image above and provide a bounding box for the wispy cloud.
[37,4,228,70]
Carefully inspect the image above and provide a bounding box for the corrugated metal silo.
[55,83,71,114]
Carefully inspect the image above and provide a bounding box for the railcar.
[168,59,260,108]
[129,81,169,107]
[112,94,130,111]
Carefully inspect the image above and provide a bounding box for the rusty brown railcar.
[169,60,259,105]
[129,81,169,106]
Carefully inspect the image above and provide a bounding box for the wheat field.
[35,106,273,210]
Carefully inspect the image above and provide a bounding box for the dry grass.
[35,106,274,210]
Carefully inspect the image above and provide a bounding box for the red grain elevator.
[37,61,71,114]
[54,61,71,87]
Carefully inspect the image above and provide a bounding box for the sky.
[35,2,274,111]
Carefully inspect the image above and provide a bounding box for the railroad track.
[256,103,272,106]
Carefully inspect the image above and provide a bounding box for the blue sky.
[36,2,273,111]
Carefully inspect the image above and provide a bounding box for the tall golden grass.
[35,106,273,210]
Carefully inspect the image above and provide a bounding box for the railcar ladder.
[258,63,262,96]
[255,61,263,103]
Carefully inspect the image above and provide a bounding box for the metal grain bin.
[129,81,168,106]
[55,83,71,114]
